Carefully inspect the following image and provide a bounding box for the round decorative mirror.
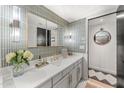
[94,28,111,45]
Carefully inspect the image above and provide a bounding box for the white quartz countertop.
[13,53,83,88]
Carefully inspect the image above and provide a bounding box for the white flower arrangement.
[6,52,16,63]
[23,51,33,61]
[6,50,33,66]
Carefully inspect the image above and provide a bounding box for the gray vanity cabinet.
[77,61,83,82]
[53,58,83,88]
[69,67,78,88]
[69,60,83,88]
[53,74,70,88]
[37,58,83,88]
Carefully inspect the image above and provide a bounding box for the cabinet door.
[70,67,78,88]
[53,75,70,88]
[28,24,37,47]
[77,62,83,82]
[51,30,57,46]
[53,72,63,85]
[27,13,47,47]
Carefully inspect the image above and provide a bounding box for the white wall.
[89,13,117,75]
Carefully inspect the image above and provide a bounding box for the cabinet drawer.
[36,79,52,88]
[53,74,70,88]
[52,72,63,85]
[62,64,73,77]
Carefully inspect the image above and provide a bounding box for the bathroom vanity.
[13,53,84,88]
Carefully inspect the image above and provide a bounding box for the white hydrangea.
[23,50,33,60]
[6,52,16,63]
[17,50,24,54]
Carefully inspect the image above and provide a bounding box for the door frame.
[87,12,116,78]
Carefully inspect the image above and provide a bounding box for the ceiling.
[44,5,118,22]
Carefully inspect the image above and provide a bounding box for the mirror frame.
[94,29,111,45]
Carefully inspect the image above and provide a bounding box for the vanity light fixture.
[64,33,72,42]
[69,33,72,39]
[10,6,21,42]
[9,20,20,28]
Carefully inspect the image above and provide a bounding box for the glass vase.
[13,64,24,77]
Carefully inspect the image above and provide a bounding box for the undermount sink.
[50,59,62,67]
[14,68,47,84]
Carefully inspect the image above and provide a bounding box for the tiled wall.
[28,46,63,60]
[0,5,64,67]
[63,19,86,53]
[0,6,27,67]
[0,5,87,67]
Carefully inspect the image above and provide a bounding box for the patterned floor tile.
[89,69,117,87]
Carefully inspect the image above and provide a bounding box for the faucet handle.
[39,55,42,59]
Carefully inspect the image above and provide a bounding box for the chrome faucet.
[39,55,42,59]
[35,56,49,68]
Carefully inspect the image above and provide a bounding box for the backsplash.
[0,5,26,67]
[0,5,64,67]
[28,47,63,60]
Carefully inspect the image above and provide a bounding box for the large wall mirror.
[94,28,111,45]
[27,12,64,47]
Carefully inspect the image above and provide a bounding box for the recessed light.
[100,19,103,22]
